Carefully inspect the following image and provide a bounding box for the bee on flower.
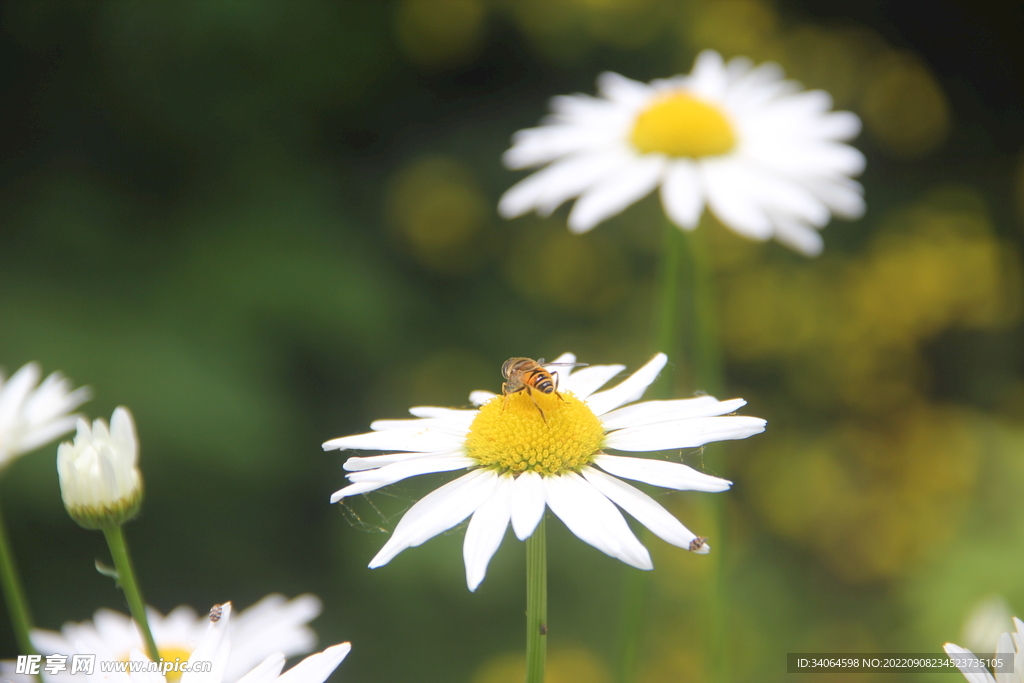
[324,353,765,591]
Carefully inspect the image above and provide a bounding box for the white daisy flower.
[27,594,322,683]
[498,50,866,256]
[944,616,1024,683]
[0,362,90,472]
[47,603,350,683]
[324,353,765,591]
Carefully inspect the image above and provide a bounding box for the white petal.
[343,449,462,471]
[811,110,862,140]
[368,469,499,568]
[701,158,773,239]
[581,467,703,550]
[772,216,824,257]
[584,353,667,416]
[332,453,474,502]
[995,632,1016,683]
[596,71,654,106]
[756,141,866,177]
[600,397,748,430]
[470,390,497,406]
[604,415,766,450]
[408,406,478,422]
[547,93,629,127]
[660,159,704,229]
[544,472,652,569]
[746,164,832,227]
[943,644,997,683]
[594,453,732,492]
[235,654,286,683]
[503,123,610,169]
[543,353,578,391]
[323,423,465,453]
[109,407,137,463]
[510,470,546,540]
[567,155,667,233]
[0,362,41,432]
[803,176,865,220]
[180,603,231,683]
[16,416,81,455]
[276,643,352,683]
[499,151,627,219]
[228,594,321,676]
[369,416,463,431]
[687,50,728,101]
[562,364,626,399]
[725,55,755,82]
[345,453,474,484]
[464,475,513,591]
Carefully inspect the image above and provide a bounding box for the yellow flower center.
[630,92,736,158]
[120,646,193,683]
[465,390,605,475]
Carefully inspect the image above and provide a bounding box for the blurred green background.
[0,1,1022,682]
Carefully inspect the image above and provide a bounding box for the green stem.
[685,227,723,396]
[103,526,160,662]
[616,564,645,683]
[684,227,728,683]
[525,517,547,683]
[655,218,688,389]
[0,499,37,656]
[618,218,690,683]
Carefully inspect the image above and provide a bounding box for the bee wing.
[542,361,588,391]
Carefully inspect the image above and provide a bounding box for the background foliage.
[1,1,1022,682]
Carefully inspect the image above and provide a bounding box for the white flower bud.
[57,407,143,530]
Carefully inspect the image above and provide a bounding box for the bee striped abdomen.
[531,370,555,393]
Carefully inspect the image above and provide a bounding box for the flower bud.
[57,407,142,530]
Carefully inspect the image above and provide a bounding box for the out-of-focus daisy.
[324,353,765,591]
[499,50,865,256]
[961,596,1014,656]
[33,603,350,683]
[0,362,90,471]
[945,616,1024,683]
[29,594,322,683]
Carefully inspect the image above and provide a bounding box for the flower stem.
[0,499,37,656]
[616,563,646,683]
[618,218,690,683]
[684,226,728,683]
[525,517,548,683]
[685,226,723,396]
[655,218,687,387]
[102,525,160,662]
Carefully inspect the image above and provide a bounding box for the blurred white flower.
[57,407,143,529]
[325,352,765,591]
[962,596,1014,656]
[0,361,90,471]
[945,616,1024,683]
[27,595,323,683]
[30,602,349,683]
[499,50,866,256]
